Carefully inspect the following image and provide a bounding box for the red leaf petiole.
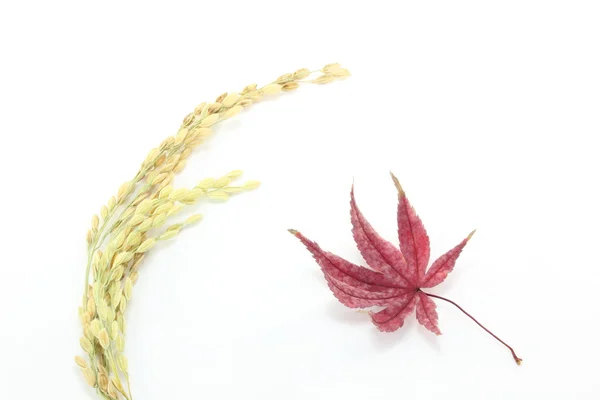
[419,290,522,365]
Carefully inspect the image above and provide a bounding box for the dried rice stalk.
[76,64,349,399]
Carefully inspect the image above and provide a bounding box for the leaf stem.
[420,291,522,365]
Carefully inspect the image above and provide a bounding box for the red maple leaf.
[289,173,521,365]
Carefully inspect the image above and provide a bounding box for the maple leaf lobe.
[415,291,441,335]
[370,294,417,332]
[392,172,431,286]
[349,186,412,288]
[420,230,475,288]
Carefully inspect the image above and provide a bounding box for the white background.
[1,1,599,399]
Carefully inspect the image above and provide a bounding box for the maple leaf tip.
[389,171,405,196]
[467,229,476,241]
